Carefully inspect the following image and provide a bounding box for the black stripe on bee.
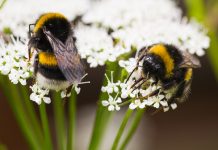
[38,64,67,80]
[164,45,183,66]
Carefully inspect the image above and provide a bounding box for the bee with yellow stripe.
[129,44,201,107]
[28,13,85,91]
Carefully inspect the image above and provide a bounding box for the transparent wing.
[43,28,85,84]
[179,51,201,68]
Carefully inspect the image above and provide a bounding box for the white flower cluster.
[0,36,33,85]
[0,0,90,38]
[82,0,209,58]
[119,58,137,73]
[30,83,51,105]
[83,0,181,29]
[102,95,122,111]
[112,19,210,57]
[101,71,176,112]
[75,24,130,67]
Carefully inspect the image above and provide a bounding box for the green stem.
[119,99,133,107]
[88,62,120,150]
[39,102,53,150]
[185,0,205,22]
[119,109,145,150]
[207,31,218,80]
[67,91,76,150]
[111,109,133,150]
[18,85,44,143]
[53,92,66,150]
[0,77,41,150]
[185,0,218,80]
[0,0,7,10]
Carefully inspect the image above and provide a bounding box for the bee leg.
[130,77,145,89]
[63,85,73,102]
[162,80,177,90]
[132,79,147,92]
[138,89,160,100]
[72,15,82,27]
[126,52,148,84]
[28,24,35,38]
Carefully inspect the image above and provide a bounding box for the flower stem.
[88,62,120,150]
[0,76,41,150]
[119,99,133,107]
[185,0,218,80]
[0,0,7,10]
[119,109,145,150]
[67,91,76,150]
[111,109,133,150]
[18,85,44,143]
[39,102,53,150]
[53,92,66,150]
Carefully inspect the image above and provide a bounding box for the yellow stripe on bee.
[149,44,174,77]
[33,13,67,33]
[38,52,58,66]
[185,68,193,81]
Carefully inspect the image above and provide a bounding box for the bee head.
[142,55,165,78]
[37,17,71,45]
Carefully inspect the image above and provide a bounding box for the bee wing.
[179,51,201,68]
[43,28,85,84]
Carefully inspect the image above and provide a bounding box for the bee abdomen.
[37,65,66,80]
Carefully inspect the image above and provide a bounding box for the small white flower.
[30,83,51,105]
[163,107,170,112]
[119,58,137,73]
[145,95,168,108]
[129,99,145,110]
[140,84,161,97]
[60,84,81,98]
[171,103,178,110]
[74,85,81,94]
[61,90,72,99]
[163,103,178,112]
[102,96,122,111]
[101,72,120,94]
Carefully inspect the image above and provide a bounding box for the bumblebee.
[28,13,85,91]
[129,44,201,106]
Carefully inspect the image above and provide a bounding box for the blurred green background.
[0,0,218,150]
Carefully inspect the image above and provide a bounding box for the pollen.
[149,44,174,77]
[185,68,193,81]
[38,52,58,66]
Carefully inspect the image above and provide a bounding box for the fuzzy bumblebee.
[128,44,201,107]
[28,13,85,91]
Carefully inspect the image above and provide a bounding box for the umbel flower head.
[73,0,209,68]
[0,36,33,85]
[98,0,210,112]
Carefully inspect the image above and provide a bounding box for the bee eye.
[47,24,53,28]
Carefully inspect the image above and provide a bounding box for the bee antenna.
[77,73,90,85]
[125,67,137,84]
